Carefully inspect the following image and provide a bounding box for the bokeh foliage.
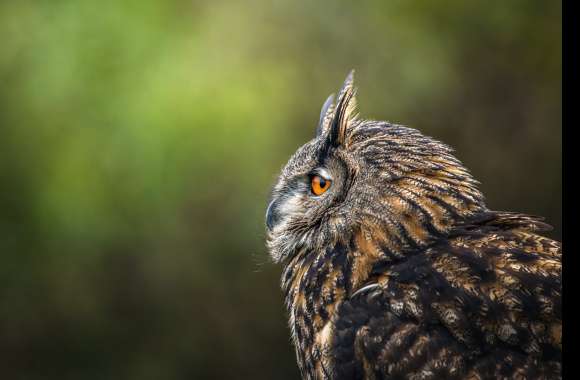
[0,1,560,379]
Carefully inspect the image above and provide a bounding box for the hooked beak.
[265,199,280,232]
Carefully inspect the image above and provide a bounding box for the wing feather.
[327,212,561,379]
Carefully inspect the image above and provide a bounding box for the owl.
[265,71,561,380]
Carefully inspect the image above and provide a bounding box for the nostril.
[266,199,280,231]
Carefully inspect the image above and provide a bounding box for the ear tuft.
[328,70,358,147]
[316,93,335,137]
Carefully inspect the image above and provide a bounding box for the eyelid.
[310,168,332,181]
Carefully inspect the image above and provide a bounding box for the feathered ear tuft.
[328,70,358,148]
[316,93,335,137]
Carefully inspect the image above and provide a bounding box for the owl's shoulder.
[326,211,561,379]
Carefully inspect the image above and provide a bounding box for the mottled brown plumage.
[265,72,561,379]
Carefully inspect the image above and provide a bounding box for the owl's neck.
[354,162,487,254]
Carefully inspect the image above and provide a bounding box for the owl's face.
[265,132,355,262]
[266,72,484,263]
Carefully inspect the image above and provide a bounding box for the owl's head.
[266,71,486,263]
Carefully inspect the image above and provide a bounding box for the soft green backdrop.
[0,1,561,379]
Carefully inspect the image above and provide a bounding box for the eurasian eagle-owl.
[265,72,561,380]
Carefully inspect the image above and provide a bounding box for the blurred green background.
[0,1,561,379]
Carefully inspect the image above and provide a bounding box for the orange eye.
[311,175,331,196]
